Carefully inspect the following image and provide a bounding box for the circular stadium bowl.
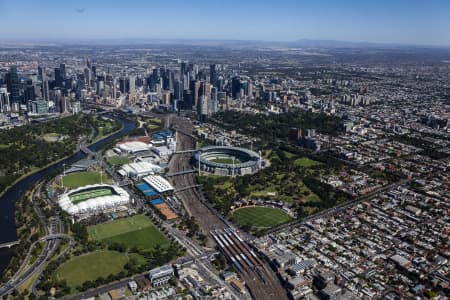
[193,146,262,176]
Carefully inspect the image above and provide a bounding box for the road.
[167,115,288,300]
[0,183,75,298]
[265,178,408,236]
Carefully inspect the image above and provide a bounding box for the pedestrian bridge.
[173,149,197,154]
[174,184,201,193]
[166,169,196,177]
[0,241,20,249]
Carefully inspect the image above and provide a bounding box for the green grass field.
[63,171,106,188]
[293,157,323,168]
[56,250,143,288]
[42,132,61,142]
[107,156,130,166]
[211,157,240,164]
[70,188,113,204]
[87,214,169,250]
[147,124,161,130]
[232,207,291,229]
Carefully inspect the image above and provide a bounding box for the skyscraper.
[210,64,217,87]
[59,63,66,81]
[84,67,92,88]
[54,67,64,87]
[38,66,50,101]
[129,75,136,93]
[191,80,201,109]
[232,77,241,99]
[182,89,193,110]
[6,66,21,105]
[0,88,11,112]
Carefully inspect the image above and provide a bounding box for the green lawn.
[107,156,130,166]
[56,250,138,288]
[283,151,297,159]
[87,214,169,250]
[232,207,291,229]
[70,188,113,204]
[42,132,61,142]
[294,157,323,168]
[211,158,238,164]
[63,171,106,188]
[147,117,162,124]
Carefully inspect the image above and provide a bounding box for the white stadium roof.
[120,162,162,177]
[118,141,151,153]
[58,184,130,215]
[143,175,174,193]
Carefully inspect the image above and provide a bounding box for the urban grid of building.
[0,42,449,300]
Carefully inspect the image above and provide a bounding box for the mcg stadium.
[58,184,130,216]
[193,146,263,176]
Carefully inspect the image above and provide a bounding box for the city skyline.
[1,0,450,46]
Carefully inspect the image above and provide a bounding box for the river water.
[0,117,136,278]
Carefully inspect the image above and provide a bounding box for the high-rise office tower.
[6,66,21,105]
[197,81,211,117]
[119,77,128,94]
[0,88,11,112]
[248,81,253,99]
[54,67,64,87]
[198,94,209,121]
[91,65,97,78]
[209,64,217,87]
[59,63,66,81]
[199,81,211,100]
[129,75,136,93]
[191,80,201,109]
[84,67,92,88]
[231,77,241,99]
[180,61,187,77]
[38,66,50,101]
[182,89,193,110]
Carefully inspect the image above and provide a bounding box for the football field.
[63,171,105,188]
[87,214,168,250]
[69,188,113,203]
[232,206,291,229]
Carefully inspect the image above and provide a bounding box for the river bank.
[0,116,136,279]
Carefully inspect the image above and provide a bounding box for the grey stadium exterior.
[193,146,263,176]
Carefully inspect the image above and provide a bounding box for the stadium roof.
[143,175,174,193]
[194,146,261,169]
[58,184,130,215]
[120,162,162,177]
[118,141,151,153]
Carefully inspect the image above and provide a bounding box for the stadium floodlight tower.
[259,151,262,169]
[232,157,235,176]
[198,150,201,176]
[61,163,66,189]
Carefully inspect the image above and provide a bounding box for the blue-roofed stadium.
[152,130,174,141]
[150,198,164,205]
[136,183,159,197]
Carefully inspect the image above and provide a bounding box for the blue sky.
[0,0,449,46]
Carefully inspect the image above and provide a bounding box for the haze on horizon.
[0,0,449,47]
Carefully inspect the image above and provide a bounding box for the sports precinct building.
[58,184,130,216]
[193,146,263,176]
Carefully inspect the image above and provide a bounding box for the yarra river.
[0,116,136,277]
